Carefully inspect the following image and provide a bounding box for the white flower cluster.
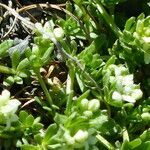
[80,99,100,117]
[0,90,21,128]
[35,21,64,41]
[64,129,88,147]
[107,64,143,103]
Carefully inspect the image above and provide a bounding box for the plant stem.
[93,0,122,37]
[123,127,130,142]
[0,64,15,74]
[66,61,75,114]
[0,133,12,139]
[34,69,53,108]
[96,134,115,150]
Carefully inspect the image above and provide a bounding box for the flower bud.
[83,110,93,118]
[54,27,64,40]
[74,130,88,143]
[88,99,100,112]
[143,108,150,113]
[141,112,150,121]
[80,99,89,110]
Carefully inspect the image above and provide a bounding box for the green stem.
[34,69,53,108]
[0,64,15,74]
[0,133,12,139]
[93,0,122,37]
[96,134,115,150]
[66,62,75,114]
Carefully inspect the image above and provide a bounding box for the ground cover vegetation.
[0,0,150,149]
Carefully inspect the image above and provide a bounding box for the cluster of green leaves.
[0,0,150,149]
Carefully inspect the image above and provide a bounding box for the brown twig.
[15,0,38,23]
[17,3,66,13]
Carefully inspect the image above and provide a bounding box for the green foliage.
[0,0,149,149]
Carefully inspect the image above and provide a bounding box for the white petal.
[0,90,10,106]
[131,89,143,100]
[124,86,132,94]
[112,91,122,101]
[122,95,135,103]
[122,75,134,86]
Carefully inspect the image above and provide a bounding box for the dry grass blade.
[0,3,35,30]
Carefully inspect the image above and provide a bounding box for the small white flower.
[74,130,88,143]
[131,89,143,100]
[122,95,135,103]
[124,86,133,94]
[122,75,134,86]
[88,99,100,112]
[0,90,10,106]
[53,27,64,40]
[112,91,122,101]
[1,99,21,116]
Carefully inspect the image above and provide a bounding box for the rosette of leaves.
[102,56,143,107]
[18,93,120,149]
[111,13,150,68]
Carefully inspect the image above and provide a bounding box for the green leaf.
[32,123,43,131]
[76,73,85,92]
[19,111,28,123]
[129,138,142,149]
[11,49,21,69]
[14,76,23,84]
[41,45,54,64]
[17,58,30,71]
[25,115,34,127]
[54,113,68,124]
[103,55,116,70]
[0,40,13,57]
[140,130,150,142]
[34,133,43,144]
[125,17,135,31]
[3,76,14,86]
[43,124,57,144]
[137,141,150,150]
[21,145,39,150]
